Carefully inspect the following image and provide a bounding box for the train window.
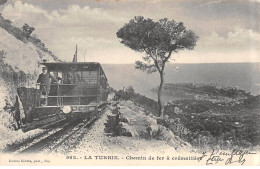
[89,71,98,78]
[50,71,57,83]
[63,71,74,84]
[49,71,62,80]
[62,71,82,84]
[81,71,88,83]
[57,72,63,83]
[50,71,55,76]
[75,71,81,83]
[82,71,97,84]
[67,72,73,84]
[82,71,97,77]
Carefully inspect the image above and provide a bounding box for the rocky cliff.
[0,11,59,131]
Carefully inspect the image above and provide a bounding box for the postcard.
[0,0,259,166]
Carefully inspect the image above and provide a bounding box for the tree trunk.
[158,71,164,117]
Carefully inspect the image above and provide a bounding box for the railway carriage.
[21,62,109,131]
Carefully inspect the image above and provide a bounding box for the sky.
[0,0,260,63]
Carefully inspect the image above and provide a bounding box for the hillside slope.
[0,13,59,131]
[57,100,192,156]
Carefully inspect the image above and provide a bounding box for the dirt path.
[69,101,178,156]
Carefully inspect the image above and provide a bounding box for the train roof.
[41,62,101,66]
[41,62,107,80]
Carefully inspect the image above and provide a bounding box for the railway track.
[2,120,75,153]
[18,120,81,154]
[20,116,99,154]
[47,105,108,153]
[2,119,68,153]
[48,116,99,153]
[3,106,107,154]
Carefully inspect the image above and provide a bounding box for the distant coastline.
[102,62,260,101]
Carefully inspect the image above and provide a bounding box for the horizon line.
[99,62,260,65]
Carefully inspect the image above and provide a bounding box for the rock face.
[104,110,120,134]
[104,101,192,152]
[17,87,38,122]
[104,104,139,137]
[118,122,138,137]
[146,124,159,138]
[0,15,59,131]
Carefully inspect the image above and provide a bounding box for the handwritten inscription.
[199,149,256,165]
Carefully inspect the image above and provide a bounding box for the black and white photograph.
[0,0,259,166]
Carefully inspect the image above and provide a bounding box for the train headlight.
[62,106,72,114]
[88,106,96,111]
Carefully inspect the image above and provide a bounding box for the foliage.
[244,95,260,109]
[0,0,7,6]
[114,86,260,150]
[125,86,135,96]
[164,99,260,149]
[22,23,35,37]
[153,83,250,99]
[0,50,6,62]
[0,15,61,61]
[115,89,131,100]
[117,16,198,75]
[117,16,198,117]
[114,86,159,116]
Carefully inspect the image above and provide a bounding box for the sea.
[102,63,260,102]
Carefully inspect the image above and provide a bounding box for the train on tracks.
[19,61,109,132]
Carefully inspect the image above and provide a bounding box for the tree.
[116,16,198,117]
[0,0,7,6]
[0,50,6,62]
[22,23,35,37]
[125,86,135,96]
